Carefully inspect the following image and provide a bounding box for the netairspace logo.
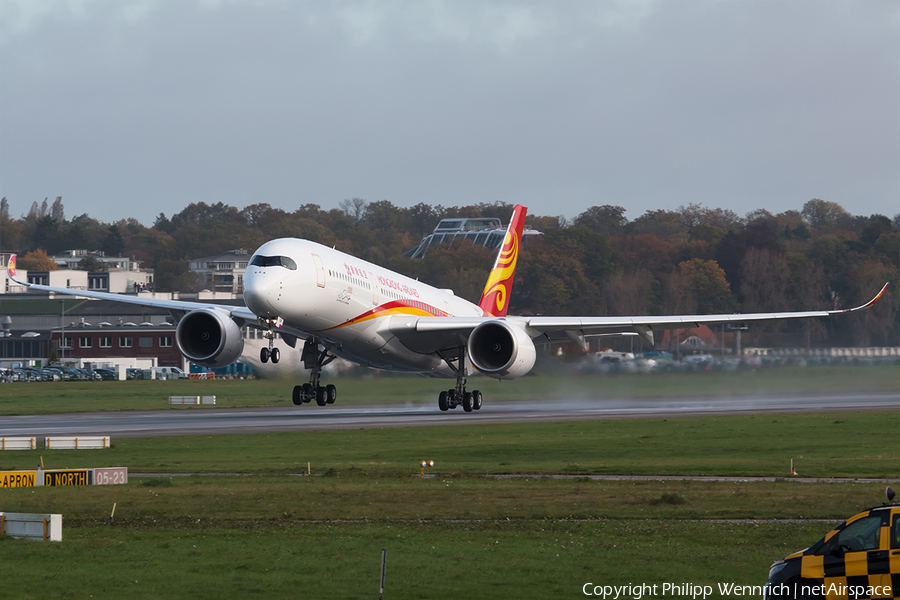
[582,583,771,599]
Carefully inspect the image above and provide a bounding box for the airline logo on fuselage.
[376,275,420,298]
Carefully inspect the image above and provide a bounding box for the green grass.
[0,520,831,600]
[0,363,896,415]
[3,411,899,478]
[0,473,880,599]
[0,475,889,522]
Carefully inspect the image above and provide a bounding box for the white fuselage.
[243,238,484,376]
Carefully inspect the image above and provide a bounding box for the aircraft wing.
[390,283,889,351]
[7,261,258,324]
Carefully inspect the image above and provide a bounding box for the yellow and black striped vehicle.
[765,491,900,600]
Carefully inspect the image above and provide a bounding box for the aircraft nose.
[243,270,280,318]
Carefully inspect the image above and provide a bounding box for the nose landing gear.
[258,317,284,364]
[260,346,280,364]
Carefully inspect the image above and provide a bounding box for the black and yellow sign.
[0,471,37,488]
[43,469,91,487]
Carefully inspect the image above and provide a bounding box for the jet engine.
[467,320,536,380]
[175,308,244,368]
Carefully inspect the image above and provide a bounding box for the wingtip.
[871,281,890,304]
[6,253,28,285]
[833,282,890,314]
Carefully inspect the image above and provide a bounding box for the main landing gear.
[437,347,483,413]
[292,337,338,407]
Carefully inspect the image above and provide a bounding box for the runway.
[2,391,898,439]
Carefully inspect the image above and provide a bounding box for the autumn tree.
[714,221,783,291]
[572,205,626,235]
[604,270,655,316]
[801,199,851,233]
[614,233,678,278]
[673,258,736,314]
[739,248,789,341]
[511,236,602,315]
[626,209,688,239]
[18,248,58,271]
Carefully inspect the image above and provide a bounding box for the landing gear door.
[311,254,326,288]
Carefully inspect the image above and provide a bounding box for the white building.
[188,249,250,294]
[1,252,153,295]
[51,249,141,272]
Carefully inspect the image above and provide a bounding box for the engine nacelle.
[467,320,536,380]
[175,308,244,368]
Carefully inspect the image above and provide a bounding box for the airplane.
[6,205,889,412]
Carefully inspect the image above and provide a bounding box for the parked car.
[12,368,37,382]
[43,366,72,381]
[92,368,117,381]
[75,368,103,381]
[28,367,59,381]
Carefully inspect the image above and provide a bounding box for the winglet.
[829,282,890,315]
[6,254,22,284]
[478,205,527,317]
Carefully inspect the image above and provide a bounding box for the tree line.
[2,196,898,348]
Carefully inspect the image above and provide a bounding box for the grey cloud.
[0,0,897,226]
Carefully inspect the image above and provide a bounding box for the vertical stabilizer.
[478,205,527,317]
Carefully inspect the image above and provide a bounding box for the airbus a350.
[8,205,888,412]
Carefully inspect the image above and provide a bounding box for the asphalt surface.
[2,391,898,439]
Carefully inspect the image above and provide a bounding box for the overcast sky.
[1,0,898,227]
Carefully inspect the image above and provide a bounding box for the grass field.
[0,363,896,415]
[0,519,835,600]
[1,367,898,599]
[2,410,899,478]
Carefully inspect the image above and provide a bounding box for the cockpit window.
[250,255,297,270]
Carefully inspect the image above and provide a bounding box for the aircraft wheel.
[292,385,304,406]
[260,347,270,363]
[271,347,280,363]
[438,391,449,411]
[315,386,327,406]
[447,389,457,409]
[301,383,313,403]
[463,392,473,412]
[472,390,483,410]
[325,384,337,404]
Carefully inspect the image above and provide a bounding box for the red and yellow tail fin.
[7,254,17,280]
[478,205,527,317]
